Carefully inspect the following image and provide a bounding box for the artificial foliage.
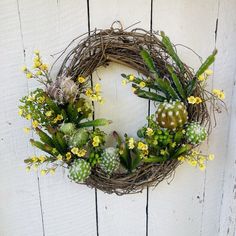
[19,24,225,194]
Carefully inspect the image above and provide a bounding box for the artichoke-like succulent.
[186,122,207,145]
[100,147,120,176]
[156,100,188,130]
[46,76,78,104]
[68,159,91,182]
[69,129,89,147]
[60,123,76,135]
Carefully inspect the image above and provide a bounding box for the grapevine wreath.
[19,22,225,195]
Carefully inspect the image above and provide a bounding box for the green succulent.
[186,122,207,145]
[69,129,89,147]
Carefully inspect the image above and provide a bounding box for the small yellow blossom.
[18,109,23,116]
[160,149,167,155]
[34,50,40,55]
[40,64,48,71]
[37,96,45,103]
[198,74,206,81]
[23,127,30,133]
[26,73,33,79]
[32,120,39,128]
[85,88,93,97]
[21,66,27,72]
[187,96,196,104]
[77,149,87,157]
[146,128,154,137]
[95,83,101,92]
[195,97,203,104]
[92,136,100,147]
[36,70,42,76]
[128,137,135,149]
[45,110,53,117]
[208,154,215,161]
[26,166,31,172]
[78,76,86,83]
[38,155,46,163]
[178,156,185,161]
[66,152,72,161]
[129,74,135,81]
[122,79,128,86]
[212,89,225,99]
[57,154,63,161]
[49,168,55,175]
[139,81,146,88]
[40,169,47,176]
[71,147,79,155]
[137,142,148,151]
[131,87,137,93]
[205,69,213,76]
[199,164,206,171]
[31,156,38,162]
[34,61,41,68]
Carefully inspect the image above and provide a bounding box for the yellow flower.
[21,66,27,72]
[198,74,206,81]
[25,114,31,120]
[218,91,225,99]
[77,149,87,157]
[95,83,101,92]
[122,79,128,86]
[18,109,23,116]
[34,61,41,68]
[26,73,33,79]
[92,141,99,147]
[66,152,72,161]
[160,149,167,155]
[45,110,53,117]
[36,70,42,76]
[208,154,215,161]
[71,147,79,155]
[187,96,196,104]
[31,156,38,162]
[78,76,86,83]
[199,164,206,171]
[129,74,135,81]
[212,89,225,99]
[137,142,148,151]
[32,120,39,128]
[139,81,146,88]
[38,155,46,163]
[205,69,213,76]
[92,136,100,147]
[26,166,31,172]
[57,154,63,161]
[128,137,135,149]
[195,97,203,104]
[178,156,185,161]
[49,168,55,175]
[40,169,47,176]
[189,160,197,167]
[85,88,93,97]
[23,127,30,133]
[40,64,48,71]
[131,87,137,93]
[146,128,154,137]
[37,96,45,103]
[34,50,40,55]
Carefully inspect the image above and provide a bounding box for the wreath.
[19,22,225,195]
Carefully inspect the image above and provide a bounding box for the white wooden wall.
[1,0,236,235]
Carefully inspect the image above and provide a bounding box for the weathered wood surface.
[0,0,236,235]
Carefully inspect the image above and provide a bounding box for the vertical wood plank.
[89,0,152,235]
[149,1,219,235]
[0,1,43,235]
[17,0,97,235]
[213,0,236,235]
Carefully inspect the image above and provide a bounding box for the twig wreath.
[19,22,225,195]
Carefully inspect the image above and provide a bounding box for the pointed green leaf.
[140,49,159,76]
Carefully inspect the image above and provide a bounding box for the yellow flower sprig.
[212,89,225,99]
[85,83,104,104]
[198,69,213,82]
[187,96,203,104]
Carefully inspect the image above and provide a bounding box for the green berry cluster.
[186,122,207,145]
[68,159,91,182]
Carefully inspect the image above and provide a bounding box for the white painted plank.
[149,1,219,235]
[17,0,97,235]
[0,1,43,235]
[214,0,236,235]
[89,0,151,235]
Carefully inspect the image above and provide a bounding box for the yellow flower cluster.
[32,120,39,128]
[85,83,104,104]
[52,114,63,124]
[137,141,149,156]
[146,128,154,137]
[212,89,225,99]
[187,96,203,104]
[128,137,135,149]
[71,147,87,157]
[77,76,86,83]
[178,150,215,171]
[29,155,47,163]
[66,152,72,161]
[198,69,213,81]
[45,110,53,117]
[92,136,101,147]
[40,168,56,176]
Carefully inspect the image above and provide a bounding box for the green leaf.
[186,78,197,96]
[143,155,167,163]
[140,49,159,76]
[195,49,217,77]
[45,95,61,114]
[161,31,185,72]
[78,119,112,128]
[174,129,184,143]
[172,144,192,159]
[66,102,77,122]
[52,134,65,154]
[30,139,54,155]
[167,65,186,99]
[55,131,67,152]
[35,127,55,147]
[134,88,166,102]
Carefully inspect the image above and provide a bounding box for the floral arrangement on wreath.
[18,31,224,186]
